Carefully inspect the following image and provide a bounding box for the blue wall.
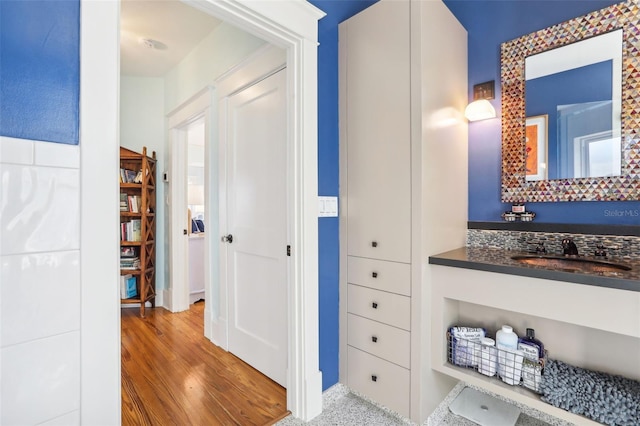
[309,0,377,391]
[0,0,80,145]
[443,0,640,224]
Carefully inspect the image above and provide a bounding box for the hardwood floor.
[121,302,289,425]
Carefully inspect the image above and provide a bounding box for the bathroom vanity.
[429,242,640,425]
[437,3,640,420]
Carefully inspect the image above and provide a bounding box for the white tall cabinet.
[342,0,411,264]
[339,0,469,422]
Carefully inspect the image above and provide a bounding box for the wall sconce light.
[465,80,496,121]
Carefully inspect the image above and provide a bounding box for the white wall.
[120,77,167,293]
[163,21,265,113]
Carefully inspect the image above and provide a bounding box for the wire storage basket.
[447,328,546,393]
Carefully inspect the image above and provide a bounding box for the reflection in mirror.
[524,29,622,181]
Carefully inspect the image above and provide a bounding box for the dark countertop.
[429,247,640,293]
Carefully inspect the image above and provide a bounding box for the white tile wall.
[0,137,34,165]
[38,410,80,426]
[1,138,81,425]
[1,251,80,347]
[1,332,81,425]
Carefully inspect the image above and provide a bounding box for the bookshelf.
[120,146,156,317]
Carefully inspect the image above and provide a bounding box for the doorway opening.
[84,0,325,422]
[186,118,206,304]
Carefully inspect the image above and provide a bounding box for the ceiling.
[120,0,223,77]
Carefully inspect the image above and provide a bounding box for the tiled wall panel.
[1,332,81,425]
[1,251,80,347]
[0,137,81,425]
[39,410,80,426]
[0,164,79,256]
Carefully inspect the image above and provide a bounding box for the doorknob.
[221,234,233,243]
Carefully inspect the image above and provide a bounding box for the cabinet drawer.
[347,256,410,296]
[347,284,410,330]
[347,346,410,417]
[347,313,410,368]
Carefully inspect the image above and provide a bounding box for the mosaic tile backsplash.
[467,229,640,260]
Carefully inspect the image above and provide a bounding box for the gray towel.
[540,359,640,426]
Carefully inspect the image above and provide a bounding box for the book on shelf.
[120,256,140,270]
[120,168,143,184]
[120,246,138,258]
[128,195,140,213]
[119,194,143,213]
[120,274,137,299]
[120,219,142,242]
[132,219,141,241]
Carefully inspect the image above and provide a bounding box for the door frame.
[167,88,215,314]
[80,0,325,423]
[185,4,326,419]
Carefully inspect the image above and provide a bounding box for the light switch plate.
[318,196,338,217]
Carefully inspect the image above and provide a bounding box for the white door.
[222,68,288,387]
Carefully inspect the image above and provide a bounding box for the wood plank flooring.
[121,302,288,425]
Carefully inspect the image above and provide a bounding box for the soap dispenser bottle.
[517,328,544,361]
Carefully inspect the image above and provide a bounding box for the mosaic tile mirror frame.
[501,1,640,202]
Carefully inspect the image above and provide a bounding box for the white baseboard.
[155,289,165,308]
[120,302,152,309]
[208,317,228,350]
[161,289,171,310]
[189,291,205,305]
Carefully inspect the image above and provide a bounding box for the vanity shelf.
[433,363,601,426]
[430,255,640,426]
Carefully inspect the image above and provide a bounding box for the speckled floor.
[276,383,562,426]
[276,392,411,426]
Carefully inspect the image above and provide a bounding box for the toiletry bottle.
[517,328,544,361]
[478,337,497,377]
[496,325,518,350]
[512,203,525,213]
[496,325,523,385]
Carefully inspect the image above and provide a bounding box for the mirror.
[525,30,622,181]
[501,2,640,202]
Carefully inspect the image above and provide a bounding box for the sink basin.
[510,255,632,273]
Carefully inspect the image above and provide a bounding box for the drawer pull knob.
[371,336,378,343]
[372,272,378,278]
[371,375,378,382]
[372,302,378,309]
[371,241,378,248]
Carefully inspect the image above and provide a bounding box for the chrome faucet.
[561,238,579,256]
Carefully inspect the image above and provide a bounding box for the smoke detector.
[137,38,168,51]
[139,38,158,49]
